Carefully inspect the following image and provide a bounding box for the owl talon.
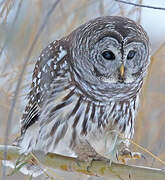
[86,157,111,172]
[75,158,81,167]
[77,153,110,173]
[118,149,143,164]
[86,160,93,173]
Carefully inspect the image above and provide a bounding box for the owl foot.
[76,154,111,172]
[74,140,111,172]
[86,155,111,172]
[118,148,144,164]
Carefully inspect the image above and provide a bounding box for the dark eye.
[127,50,136,60]
[102,50,115,61]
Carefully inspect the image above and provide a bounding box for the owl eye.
[127,50,136,60]
[102,50,115,61]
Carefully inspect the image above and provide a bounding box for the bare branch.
[0,145,165,180]
[0,0,5,8]
[0,0,23,57]
[115,0,165,10]
[2,1,61,179]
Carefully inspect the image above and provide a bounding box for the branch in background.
[2,0,61,179]
[0,0,23,57]
[0,145,165,180]
[0,0,5,8]
[115,0,165,10]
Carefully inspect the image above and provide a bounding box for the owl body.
[18,16,150,163]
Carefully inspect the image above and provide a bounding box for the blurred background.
[0,0,165,179]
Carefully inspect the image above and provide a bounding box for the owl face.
[68,16,150,101]
[91,36,147,84]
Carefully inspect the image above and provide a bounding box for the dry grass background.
[0,0,165,179]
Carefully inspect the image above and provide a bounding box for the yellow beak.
[119,64,125,78]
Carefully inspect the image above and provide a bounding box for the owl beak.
[119,64,125,78]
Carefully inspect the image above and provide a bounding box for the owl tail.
[2,158,44,178]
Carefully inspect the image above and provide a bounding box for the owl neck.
[71,68,143,103]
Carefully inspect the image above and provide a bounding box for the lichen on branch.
[0,145,165,180]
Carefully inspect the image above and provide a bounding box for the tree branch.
[0,145,165,180]
[115,0,165,10]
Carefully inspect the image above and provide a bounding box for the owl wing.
[20,40,68,135]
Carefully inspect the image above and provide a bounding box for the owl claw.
[118,149,144,164]
[75,156,94,172]
[75,158,81,167]
[86,160,93,173]
[76,154,111,173]
[86,157,111,172]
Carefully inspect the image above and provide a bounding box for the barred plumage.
[17,16,150,167]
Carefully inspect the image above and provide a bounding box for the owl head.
[66,16,150,102]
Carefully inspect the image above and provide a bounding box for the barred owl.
[17,16,150,167]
